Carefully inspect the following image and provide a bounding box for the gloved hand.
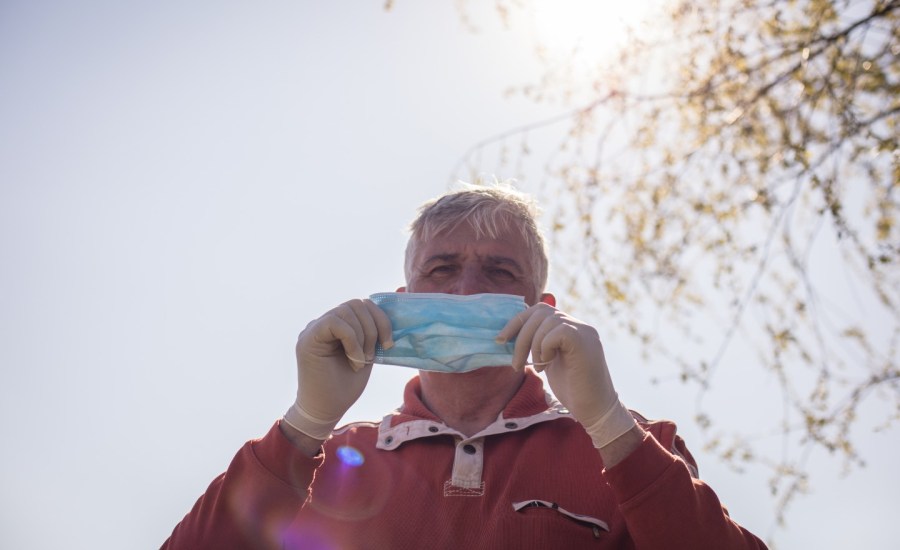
[283,299,394,440]
[497,303,637,449]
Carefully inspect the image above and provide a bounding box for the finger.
[532,321,566,372]
[496,307,533,344]
[330,304,370,370]
[363,299,395,350]
[332,305,365,343]
[523,310,562,372]
[309,314,367,371]
[346,299,379,363]
[510,306,555,371]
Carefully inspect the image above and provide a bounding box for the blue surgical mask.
[370,292,527,373]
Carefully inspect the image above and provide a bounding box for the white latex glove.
[497,303,637,449]
[283,299,393,440]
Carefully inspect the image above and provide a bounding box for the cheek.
[404,277,436,293]
[522,289,541,306]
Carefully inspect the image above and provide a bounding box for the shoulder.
[330,419,383,444]
[630,410,700,478]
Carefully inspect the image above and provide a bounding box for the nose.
[453,265,486,296]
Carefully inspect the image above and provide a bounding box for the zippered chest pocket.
[513,499,610,539]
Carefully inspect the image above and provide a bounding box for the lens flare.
[336,445,365,467]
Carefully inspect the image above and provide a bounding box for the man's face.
[404,221,541,305]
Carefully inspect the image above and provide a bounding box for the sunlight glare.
[531,0,664,63]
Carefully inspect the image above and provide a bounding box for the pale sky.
[1,2,896,549]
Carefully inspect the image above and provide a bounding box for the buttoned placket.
[376,399,572,494]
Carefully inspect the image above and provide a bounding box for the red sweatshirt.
[163,372,767,549]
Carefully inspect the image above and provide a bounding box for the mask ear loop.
[525,359,553,372]
[345,354,373,371]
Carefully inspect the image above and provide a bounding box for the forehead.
[412,221,531,263]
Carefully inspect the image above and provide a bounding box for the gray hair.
[404,183,549,293]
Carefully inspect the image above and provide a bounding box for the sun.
[530,0,665,63]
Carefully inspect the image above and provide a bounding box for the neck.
[418,367,526,437]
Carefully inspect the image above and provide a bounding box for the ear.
[396,286,407,293]
[540,292,556,307]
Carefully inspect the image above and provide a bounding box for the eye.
[428,265,456,276]
[488,268,516,280]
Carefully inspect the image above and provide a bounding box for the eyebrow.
[422,253,524,272]
[420,253,524,267]
[421,253,460,266]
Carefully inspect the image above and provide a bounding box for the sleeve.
[160,421,323,550]
[602,421,768,550]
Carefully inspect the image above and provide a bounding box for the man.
[163,185,767,549]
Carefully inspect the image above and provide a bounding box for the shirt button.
[428,426,439,433]
[385,436,394,445]
[463,444,477,455]
[504,422,518,429]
